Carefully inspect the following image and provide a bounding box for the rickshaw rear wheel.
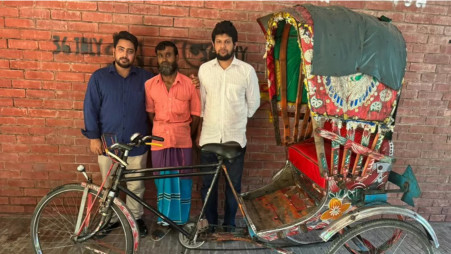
[327,218,434,254]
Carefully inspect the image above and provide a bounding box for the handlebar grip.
[152,136,164,142]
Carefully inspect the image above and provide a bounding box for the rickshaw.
[30,4,439,254]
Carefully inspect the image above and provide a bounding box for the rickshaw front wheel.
[328,218,434,254]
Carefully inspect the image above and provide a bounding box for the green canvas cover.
[303,4,406,91]
[274,22,308,103]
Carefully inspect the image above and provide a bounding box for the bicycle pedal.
[197,219,209,232]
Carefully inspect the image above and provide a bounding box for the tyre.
[31,184,134,254]
[328,218,434,254]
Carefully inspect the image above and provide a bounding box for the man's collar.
[108,62,137,75]
[156,71,181,85]
[213,56,237,66]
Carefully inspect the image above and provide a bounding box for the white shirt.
[198,57,260,148]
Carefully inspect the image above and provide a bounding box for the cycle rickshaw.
[30,4,439,254]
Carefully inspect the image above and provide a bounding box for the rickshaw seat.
[288,122,391,190]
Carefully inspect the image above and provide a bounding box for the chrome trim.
[320,205,439,248]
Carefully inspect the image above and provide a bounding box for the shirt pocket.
[171,97,189,120]
[226,83,245,103]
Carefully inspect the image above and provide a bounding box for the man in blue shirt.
[82,31,153,238]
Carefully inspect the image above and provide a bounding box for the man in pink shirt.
[145,41,201,240]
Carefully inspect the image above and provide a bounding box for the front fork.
[72,164,121,242]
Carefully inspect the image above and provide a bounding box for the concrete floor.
[1,214,448,254]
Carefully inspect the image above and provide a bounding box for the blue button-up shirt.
[82,63,153,156]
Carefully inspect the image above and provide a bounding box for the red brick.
[0,98,12,107]
[5,17,34,28]
[26,90,55,99]
[12,79,41,89]
[30,144,59,154]
[0,205,24,213]
[417,24,445,34]
[23,50,53,61]
[19,8,50,19]
[24,188,50,197]
[431,15,451,26]
[25,71,54,81]
[71,63,100,73]
[20,29,51,40]
[128,4,158,15]
[8,39,38,50]
[405,13,432,24]
[409,63,436,72]
[2,143,30,153]
[428,35,449,45]
[98,2,129,13]
[58,110,83,119]
[0,7,19,17]
[0,28,21,38]
[424,53,449,64]
[36,1,65,8]
[236,1,264,11]
[10,197,37,205]
[0,125,29,135]
[98,23,128,33]
[412,43,441,53]
[0,39,5,49]
[41,62,71,72]
[67,1,98,11]
[10,60,39,70]
[16,136,44,146]
[55,72,85,82]
[364,1,395,11]
[54,53,85,63]
[36,20,68,30]
[14,99,42,108]
[0,69,24,79]
[43,100,73,110]
[28,127,54,135]
[160,27,188,38]
[112,14,143,24]
[403,33,428,43]
[190,8,220,19]
[51,10,81,20]
[174,18,204,28]
[82,12,112,22]
[68,22,98,32]
[218,11,248,21]
[160,6,189,17]
[56,90,85,100]
[28,109,58,118]
[0,59,9,68]
[0,117,16,124]
[16,117,45,126]
[205,1,233,9]
[0,134,16,143]
[143,16,173,27]
[42,81,72,91]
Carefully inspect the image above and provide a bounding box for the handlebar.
[108,133,164,153]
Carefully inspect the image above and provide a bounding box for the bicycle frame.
[95,148,239,241]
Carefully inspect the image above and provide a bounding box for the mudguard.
[82,182,140,253]
[319,205,439,249]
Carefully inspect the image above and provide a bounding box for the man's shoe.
[136,219,148,238]
[94,221,120,239]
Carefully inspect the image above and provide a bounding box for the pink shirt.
[145,72,201,150]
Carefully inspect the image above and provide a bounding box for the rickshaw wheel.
[178,222,205,249]
[327,219,434,254]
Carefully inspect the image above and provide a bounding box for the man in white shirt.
[197,20,260,232]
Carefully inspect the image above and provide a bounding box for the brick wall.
[0,1,450,221]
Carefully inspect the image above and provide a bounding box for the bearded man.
[197,21,261,232]
[145,41,201,241]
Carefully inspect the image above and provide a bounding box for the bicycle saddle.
[201,141,242,160]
